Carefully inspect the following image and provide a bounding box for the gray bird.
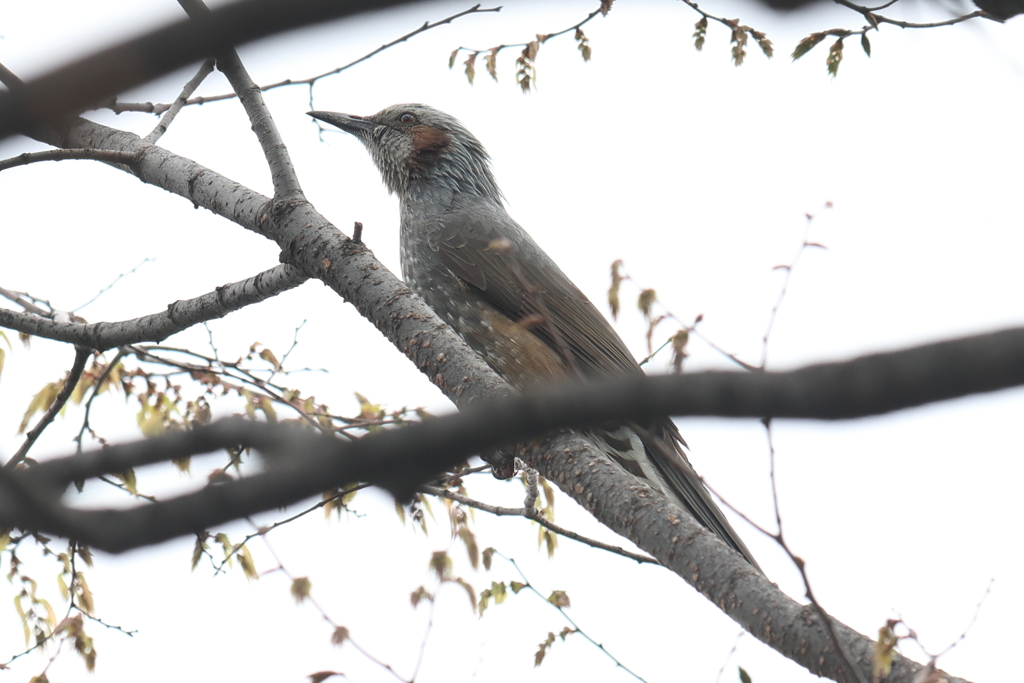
[309,104,757,568]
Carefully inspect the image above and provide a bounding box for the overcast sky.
[1,1,1022,682]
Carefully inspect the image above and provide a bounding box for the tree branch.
[116,4,502,115]
[6,347,91,469]
[0,264,308,350]
[142,59,215,144]
[0,0,454,143]
[0,148,139,173]
[422,484,658,565]
[178,0,303,198]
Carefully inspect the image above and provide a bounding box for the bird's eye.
[398,113,416,124]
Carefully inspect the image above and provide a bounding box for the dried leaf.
[751,30,774,58]
[670,330,689,373]
[516,56,533,94]
[861,33,871,57]
[410,585,431,608]
[535,632,556,667]
[873,621,898,681]
[331,626,349,646]
[19,380,61,433]
[575,28,592,62]
[482,546,495,570]
[453,577,477,610]
[458,527,479,569]
[539,527,557,557]
[827,38,844,77]
[485,48,499,81]
[429,550,451,580]
[547,589,570,608]
[309,672,341,683]
[637,288,657,320]
[191,535,208,571]
[600,0,614,15]
[291,577,312,603]
[238,545,258,581]
[693,17,708,52]
[448,48,459,69]
[791,32,826,61]
[608,259,624,320]
[464,51,477,85]
[258,348,280,370]
[731,26,748,66]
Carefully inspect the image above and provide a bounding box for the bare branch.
[116,5,500,115]
[423,485,657,565]
[143,59,215,143]
[0,264,308,350]
[0,148,138,173]
[179,0,303,198]
[0,0,460,143]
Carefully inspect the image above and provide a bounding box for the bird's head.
[308,104,501,201]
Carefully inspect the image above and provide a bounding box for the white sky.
[0,1,1022,682]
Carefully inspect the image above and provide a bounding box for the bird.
[308,104,758,568]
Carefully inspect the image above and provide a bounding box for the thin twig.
[761,204,830,368]
[112,5,500,115]
[763,420,869,683]
[423,485,657,565]
[0,285,52,316]
[498,552,649,682]
[7,347,91,469]
[143,59,215,143]
[74,259,156,313]
[832,0,992,28]
[212,485,367,573]
[933,579,994,658]
[257,528,411,682]
[74,348,126,454]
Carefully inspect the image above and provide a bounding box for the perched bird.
[309,104,757,568]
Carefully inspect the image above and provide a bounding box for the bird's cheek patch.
[410,125,452,156]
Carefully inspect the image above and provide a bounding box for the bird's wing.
[431,210,638,379]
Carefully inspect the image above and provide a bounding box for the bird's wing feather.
[432,210,637,378]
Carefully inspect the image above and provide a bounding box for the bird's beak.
[307,111,377,135]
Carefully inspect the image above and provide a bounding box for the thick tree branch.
[0,264,308,350]
[13,325,1023,506]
